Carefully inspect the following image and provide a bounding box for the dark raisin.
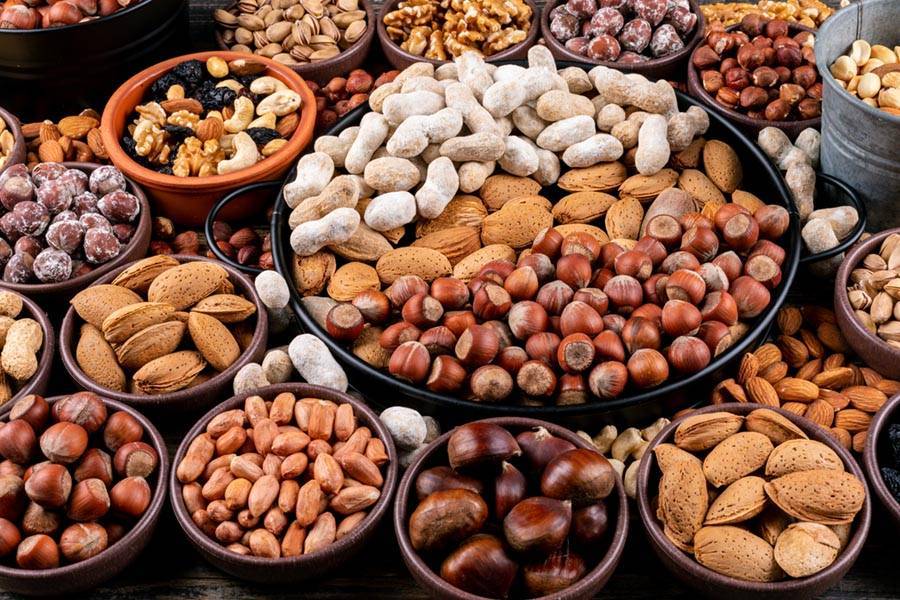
[889,424,900,466]
[158,166,174,176]
[164,125,193,142]
[196,84,236,111]
[882,467,900,501]
[237,88,260,105]
[149,73,184,101]
[173,60,205,86]
[246,128,280,146]
[237,74,258,88]
[120,137,153,169]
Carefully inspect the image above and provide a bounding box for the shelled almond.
[20,110,109,169]
[705,304,900,453]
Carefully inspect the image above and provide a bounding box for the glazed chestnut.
[415,466,484,501]
[524,550,588,596]
[627,348,670,388]
[573,502,609,544]
[409,488,488,552]
[447,422,521,470]
[494,461,527,520]
[541,448,615,505]
[516,427,576,472]
[440,534,518,598]
[503,496,571,554]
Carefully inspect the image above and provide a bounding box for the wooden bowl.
[0,287,55,415]
[0,393,168,596]
[636,403,871,600]
[58,254,268,413]
[0,104,25,177]
[376,0,540,70]
[100,51,317,227]
[169,382,399,583]
[686,23,821,138]
[540,0,705,80]
[0,162,151,300]
[214,0,376,85]
[833,227,900,379]
[394,416,629,600]
[863,392,900,533]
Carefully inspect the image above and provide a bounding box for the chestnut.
[516,427,576,472]
[440,534,518,598]
[524,550,587,596]
[447,422,520,470]
[415,467,484,501]
[541,448,615,505]
[494,461,527,520]
[409,488,488,551]
[573,502,609,544]
[503,496,571,554]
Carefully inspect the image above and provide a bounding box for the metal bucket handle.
[798,172,868,264]
[204,180,282,275]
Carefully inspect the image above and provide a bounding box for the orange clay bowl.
[100,51,317,227]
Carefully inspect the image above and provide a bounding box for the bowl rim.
[0,393,169,580]
[0,104,26,176]
[168,382,399,570]
[271,64,802,418]
[0,287,55,411]
[832,227,900,359]
[863,392,900,526]
[685,22,822,131]
[393,415,629,600]
[375,0,541,67]
[635,402,872,593]
[540,0,705,71]
[0,162,152,296]
[99,50,317,190]
[58,253,268,409]
[213,0,377,78]
[0,0,175,36]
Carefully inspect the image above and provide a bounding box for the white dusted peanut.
[522,137,560,186]
[808,206,859,240]
[365,192,417,231]
[290,208,360,257]
[793,128,821,168]
[498,136,539,177]
[288,334,348,392]
[283,152,334,209]
[492,64,528,82]
[558,67,593,94]
[456,51,493,101]
[458,161,495,193]
[445,83,501,136]
[386,108,464,158]
[562,134,624,168]
[363,157,421,192]
[368,81,401,113]
[416,157,459,219]
[512,106,547,140]
[434,63,458,80]
[666,106,709,152]
[382,90,445,125]
[635,114,670,175]
[344,112,389,174]
[439,132,506,162]
[482,80,528,118]
[536,115,595,152]
[394,62,435,84]
[527,45,557,72]
[314,127,358,169]
[535,90,596,122]
[255,270,291,309]
[288,175,359,229]
[400,76,446,95]
[589,66,678,117]
[596,104,627,132]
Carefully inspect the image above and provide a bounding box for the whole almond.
[760,360,789,384]
[659,458,708,545]
[192,294,257,323]
[778,336,809,368]
[58,115,98,139]
[745,377,780,407]
[736,353,759,385]
[376,247,453,285]
[552,191,617,224]
[765,439,843,477]
[852,430,867,454]
[452,244,517,282]
[754,343,783,370]
[115,320,185,369]
[674,412,744,451]
[777,307,803,336]
[617,169,679,201]
[147,261,229,310]
[70,285,143,329]
[291,251,337,296]
[76,323,126,392]
[313,453,344,494]
[703,432,774,488]
[411,226,482,266]
[843,386,887,413]
[774,378,819,403]
[304,512,336,554]
[833,409,871,432]
[329,485,380,515]
[764,469,866,525]
[704,476,767,525]
[758,505,792,545]
[774,522,841,578]
[745,410,808,446]
[781,402,809,416]
[416,195,488,238]
[819,389,850,411]
[795,358,823,381]
[804,399,835,428]
[799,329,825,358]
[829,427,852,450]
[702,140,743,193]
[480,175,543,210]
[811,367,855,390]
[295,480,325,527]
[326,262,380,302]
[248,475,280,517]
[604,197,644,240]
[188,311,241,371]
[132,350,206,394]
[694,526,782,582]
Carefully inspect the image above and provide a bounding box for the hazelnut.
[667,336,711,374]
[741,86,769,109]
[0,518,21,557]
[572,288,609,315]
[725,67,751,91]
[702,70,725,94]
[698,320,734,356]
[661,251,701,274]
[557,373,588,406]
[525,332,561,366]
[402,293,446,328]
[508,301,549,340]
[515,360,557,397]
[496,346,528,375]
[21,502,61,536]
[559,301,604,337]
[632,303,662,326]
[560,233,601,262]
[53,392,108,434]
[764,19,789,39]
[0,475,25,521]
[720,57,740,74]
[715,87,740,108]
[442,311,476,338]
[779,83,805,105]
[517,253,555,283]
[693,46,721,69]
[755,205,790,239]
[752,66,779,87]
[592,330,625,363]
[740,13,769,37]
[603,275,643,313]
[661,300,702,336]
[419,326,458,356]
[388,341,431,384]
[722,213,760,252]
[700,291,739,325]
[797,98,821,119]
[744,254,782,288]
[110,476,152,518]
[426,356,467,393]
[59,522,108,563]
[113,441,158,478]
[385,275,429,308]
[737,45,766,70]
[775,45,802,68]
[504,267,539,301]
[599,243,625,269]
[614,250,653,280]
[470,365,514,402]
[455,325,499,367]
[24,463,71,509]
[645,215,682,248]
[0,419,37,464]
[472,285,512,321]
[379,321,422,351]
[627,348,669,388]
[588,361,628,398]
[9,395,49,432]
[16,534,59,570]
[103,411,143,452]
[556,333,595,373]
[532,228,564,259]
[713,251,743,281]
[536,281,574,315]
[666,269,706,305]
[351,290,391,323]
[633,237,667,267]
[681,226,720,261]
[555,254,593,290]
[706,31,735,55]
[67,478,110,522]
[430,278,469,310]
[731,276,771,318]
[749,240,786,266]
[621,317,662,354]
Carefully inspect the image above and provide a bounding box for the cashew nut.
[611,427,643,462]
[592,425,618,454]
[641,417,670,442]
[250,76,287,95]
[608,458,626,479]
[257,89,302,117]
[217,131,259,175]
[247,112,276,130]
[624,459,640,499]
[224,96,254,133]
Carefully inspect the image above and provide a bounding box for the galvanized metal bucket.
[815,0,900,230]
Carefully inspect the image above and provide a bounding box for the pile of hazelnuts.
[406,422,616,597]
[0,393,158,570]
[330,201,791,405]
[692,15,822,122]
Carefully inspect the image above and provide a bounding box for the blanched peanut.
[562,134,624,168]
[364,192,417,231]
[283,152,334,209]
[415,157,459,219]
[535,115,595,152]
[363,157,421,192]
[290,208,360,257]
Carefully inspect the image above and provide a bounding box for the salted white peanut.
[283,152,334,208]
[794,128,821,168]
[344,112,390,174]
[289,334,348,392]
[786,161,816,220]
[369,81,401,113]
[290,207,360,256]
[496,116,514,136]
[635,114,671,175]
[439,132,506,162]
[313,127,358,168]
[611,118,642,149]
[492,64,528,82]
[400,76,446,95]
[521,68,569,99]
[382,90,445,125]
[521,137,560,186]
[365,191,417,230]
[808,206,859,240]
[512,106,547,140]
[483,79,529,118]
[346,174,373,198]
[559,66,593,94]
[445,83,501,135]
[562,133,624,168]
[499,136,539,176]
[410,156,428,182]
[528,45,557,71]
[667,106,709,152]
[596,104,627,132]
[458,161,495,193]
[434,63,459,80]
[386,108,464,157]
[421,144,441,163]
[288,175,360,229]
[394,62,435,84]
[536,90,596,122]
[589,66,678,117]
[457,51,493,100]
[363,156,421,192]
[416,157,460,219]
[536,115,595,152]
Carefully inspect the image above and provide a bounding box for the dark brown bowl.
[0,393,168,596]
[636,402,871,600]
[0,104,25,177]
[394,416,629,600]
[686,23,820,138]
[58,254,268,412]
[376,0,540,70]
[541,0,705,80]
[214,0,376,85]
[0,162,152,300]
[169,382,399,582]
[863,392,900,533]
[0,287,55,414]
[833,227,900,380]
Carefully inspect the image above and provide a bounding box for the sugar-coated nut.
[379,406,426,450]
[288,334,348,392]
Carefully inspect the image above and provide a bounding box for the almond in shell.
[327,262,380,301]
[654,443,702,473]
[703,431,774,487]
[659,458,708,545]
[115,321,186,370]
[70,285,143,329]
[558,162,628,192]
[674,412,744,451]
[694,526,784,582]
[704,476,767,525]
[764,469,866,524]
[147,261,229,310]
[480,175,542,211]
[188,311,241,372]
[773,522,841,578]
[757,505,792,545]
[605,197,643,240]
[192,294,257,323]
[416,195,487,238]
[376,247,452,285]
[617,169,679,202]
[291,251,336,296]
[677,169,725,206]
[411,226,481,265]
[101,302,176,344]
[765,439,843,478]
[330,222,393,263]
[745,408,808,445]
[480,198,553,249]
[76,323,126,392]
[133,350,207,394]
[702,140,743,193]
[452,244,517,281]
[551,192,617,224]
[553,223,610,243]
[111,255,180,293]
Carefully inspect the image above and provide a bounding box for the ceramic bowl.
[0,104,25,177]
[100,51,316,227]
[58,254,268,412]
[863,392,900,532]
[169,382,399,582]
[686,23,821,138]
[376,0,540,70]
[636,402,871,600]
[834,227,900,379]
[0,162,151,300]
[0,393,168,596]
[214,0,376,85]
[541,0,705,80]
[394,416,629,600]
[0,287,55,415]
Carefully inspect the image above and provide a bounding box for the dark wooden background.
[8,0,899,598]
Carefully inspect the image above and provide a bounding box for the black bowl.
[272,60,801,428]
